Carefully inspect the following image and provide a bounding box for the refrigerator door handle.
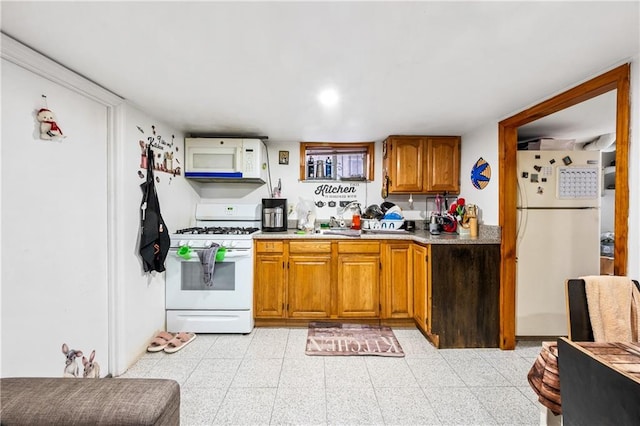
[516,207,527,247]
[516,177,526,209]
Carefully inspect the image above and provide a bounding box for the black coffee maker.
[262,198,287,232]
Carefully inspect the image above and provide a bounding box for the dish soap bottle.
[325,157,332,178]
[307,156,315,178]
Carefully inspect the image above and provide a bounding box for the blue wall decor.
[471,157,491,190]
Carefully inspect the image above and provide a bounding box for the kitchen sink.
[363,229,410,235]
[319,229,361,237]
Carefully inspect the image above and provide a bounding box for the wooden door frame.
[498,64,630,349]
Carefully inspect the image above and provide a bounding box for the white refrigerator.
[516,150,601,336]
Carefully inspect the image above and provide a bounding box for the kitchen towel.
[198,243,220,287]
[582,275,640,341]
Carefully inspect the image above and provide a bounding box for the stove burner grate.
[175,226,259,235]
[175,227,201,235]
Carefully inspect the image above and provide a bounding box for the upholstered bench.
[0,377,180,425]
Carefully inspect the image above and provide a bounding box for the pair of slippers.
[147,331,197,353]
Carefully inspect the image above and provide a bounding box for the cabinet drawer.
[289,241,331,253]
[255,241,284,253]
[337,241,380,254]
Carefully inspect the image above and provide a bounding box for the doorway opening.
[498,64,631,349]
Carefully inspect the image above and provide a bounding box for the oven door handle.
[222,250,251,258]
[171,249,250,261]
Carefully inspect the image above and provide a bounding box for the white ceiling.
[1,1,638,143]
[517,90,618,145]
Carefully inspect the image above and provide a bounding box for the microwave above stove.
[184,138,264,182]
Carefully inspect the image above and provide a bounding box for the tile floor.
[120,327,547,425]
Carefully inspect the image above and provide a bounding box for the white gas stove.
[165,203,261,333]
[171,204,261,247]
[171,227,259,250]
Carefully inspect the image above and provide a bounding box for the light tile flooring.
[120,327,546,425]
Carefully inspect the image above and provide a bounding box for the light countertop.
[253,225,501,245]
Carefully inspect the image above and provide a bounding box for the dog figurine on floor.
[82,350,100,378]
[62,343,83,378]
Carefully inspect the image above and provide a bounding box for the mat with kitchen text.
[305,322,404,357]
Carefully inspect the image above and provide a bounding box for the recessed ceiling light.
[318,88,339,107]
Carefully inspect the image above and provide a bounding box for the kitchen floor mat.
[305,322,404,357]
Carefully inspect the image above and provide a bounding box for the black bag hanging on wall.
[139,145,170,272]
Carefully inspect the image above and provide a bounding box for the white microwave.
[184,138,262,179]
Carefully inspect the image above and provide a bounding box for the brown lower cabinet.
[288,241,332,318]
[254,239,500,348]
[254,240,381,320]
[336,241,380,318]
[426,244,501,348]
[381,242,413,319]
[254,241,286,318]
[412,244,429,331]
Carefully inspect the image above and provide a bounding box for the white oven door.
[165,249,253,310]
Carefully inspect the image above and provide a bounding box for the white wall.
[600,150,616,235]
[0,38,203,377]
[1,59,110,377]
[194,140,390,223]
[600,190,616,235]
[114,105,199,374]
[459,123,500,225]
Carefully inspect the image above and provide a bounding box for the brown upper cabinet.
[382,135,460,195]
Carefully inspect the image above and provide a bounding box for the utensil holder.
[469,217,478,238]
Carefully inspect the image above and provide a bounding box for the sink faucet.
[338,201,361,217]
[329,216,341,228]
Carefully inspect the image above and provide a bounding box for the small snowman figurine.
[37,108,65,140]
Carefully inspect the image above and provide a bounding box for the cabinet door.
[337,254,380,317]
[425,246,432,331]
[430,244,500,348]
[425,136,460,193]
[288,255,332,318]
[387,137,425,193]
[382,242,413,319]
[254,254,286,318]
[412,244,428,329]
